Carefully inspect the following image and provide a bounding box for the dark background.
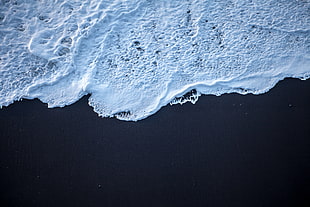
[0,78,309,207]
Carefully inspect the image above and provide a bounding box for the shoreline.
[2,77,310,121]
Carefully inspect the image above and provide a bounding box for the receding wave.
[1,0,310,121]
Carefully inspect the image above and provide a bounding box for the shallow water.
[1,0,310,120]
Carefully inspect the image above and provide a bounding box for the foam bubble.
[0,0,310,120]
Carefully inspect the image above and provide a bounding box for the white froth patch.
[1,0,310,121]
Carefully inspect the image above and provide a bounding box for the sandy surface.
[0,78,309,207]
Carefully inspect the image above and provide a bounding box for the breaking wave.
[1,0,310,120]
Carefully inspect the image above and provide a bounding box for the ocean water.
[0,0,309,121]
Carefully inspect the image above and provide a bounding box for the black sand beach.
[0,78,309,207]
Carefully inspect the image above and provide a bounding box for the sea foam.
[0,0,310,120]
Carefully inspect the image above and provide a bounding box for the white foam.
[1,0,310,120]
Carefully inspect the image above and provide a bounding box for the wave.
[1,0,310,121]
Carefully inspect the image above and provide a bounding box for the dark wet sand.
[0,78,310,207]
